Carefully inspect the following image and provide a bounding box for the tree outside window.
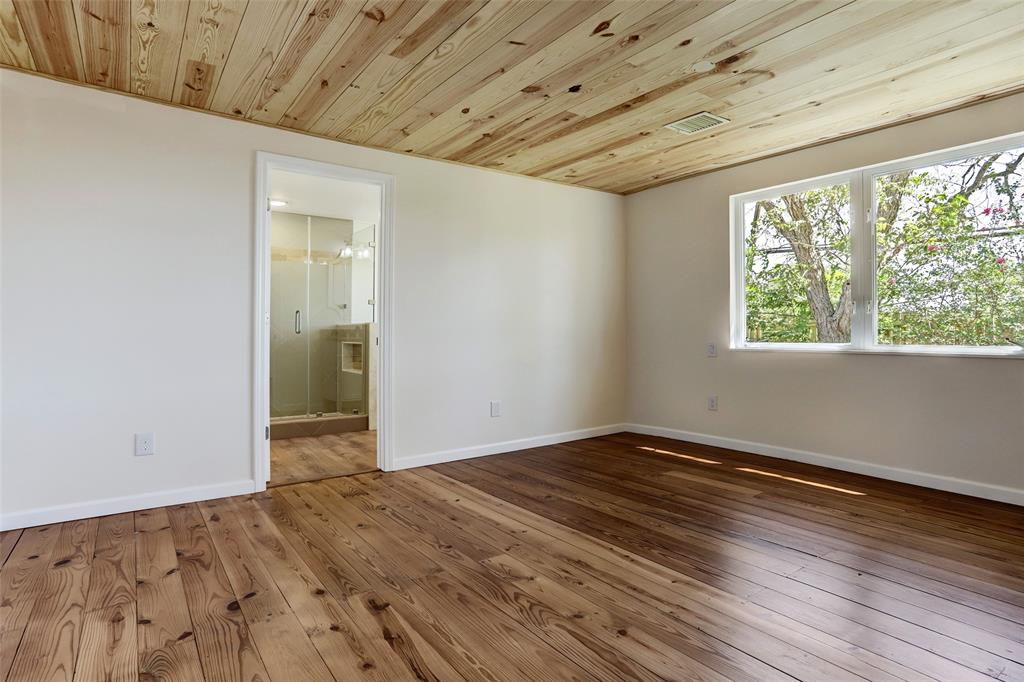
[740,143,1023,349]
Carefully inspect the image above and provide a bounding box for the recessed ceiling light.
[690,61,714,74]
[270,199,288,207]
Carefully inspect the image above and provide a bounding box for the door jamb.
[253,151,396,489]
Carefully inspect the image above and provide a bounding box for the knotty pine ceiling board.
[2,0,1022,194]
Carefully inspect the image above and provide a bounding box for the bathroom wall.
[350,220,376,326]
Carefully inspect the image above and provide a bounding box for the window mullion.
[847,173,864,348]
[731,197,745,348]
[864,169,878,349]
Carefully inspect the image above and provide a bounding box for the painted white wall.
[625,93,1024,502]
[0,70,626,527]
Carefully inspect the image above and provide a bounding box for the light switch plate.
[490,400,501,417]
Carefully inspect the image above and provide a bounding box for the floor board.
[2,433,1022,681]
[269,431,377,487]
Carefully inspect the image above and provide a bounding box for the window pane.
[875,146,1024,346]
[744,183,852,343]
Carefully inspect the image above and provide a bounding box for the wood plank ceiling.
[1,0,1022,194]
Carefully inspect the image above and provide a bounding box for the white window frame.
[730,132,1024,359]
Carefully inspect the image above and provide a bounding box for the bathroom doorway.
[255,153,393,488]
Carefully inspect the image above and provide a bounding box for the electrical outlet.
[490,400,502,417]
[706,342,718,357]
[707,396,718,411]
[135,432,156,456]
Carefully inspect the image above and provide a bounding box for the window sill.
[732,343,1024,359]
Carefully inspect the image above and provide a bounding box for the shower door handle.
[295,310,302,334]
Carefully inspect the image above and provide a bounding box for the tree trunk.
[762,196,849,342]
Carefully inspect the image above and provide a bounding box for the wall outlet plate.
[707,342,718,357]
[135,432,155,456]
[490,400,502,417]
[707,396,718,411]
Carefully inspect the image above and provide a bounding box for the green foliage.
[744,147,1024,347]
[875,151,1024,346]
[745,184,851,342]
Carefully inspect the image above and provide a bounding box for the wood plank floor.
[3,432,1022,681]
[269,431,377,487]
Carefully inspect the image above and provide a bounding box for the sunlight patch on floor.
[735,467,866,495]
[637,446,721,465]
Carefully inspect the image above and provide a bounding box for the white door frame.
[253,151,396,489]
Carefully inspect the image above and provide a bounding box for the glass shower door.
[270,212,364,419]
[270,213,310,418]
[309,216,350,416]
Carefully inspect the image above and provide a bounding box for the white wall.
[0,70,626,528]
[626,93,1024,504]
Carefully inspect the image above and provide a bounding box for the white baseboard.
[393,424,626,470]
[9,421,1014,529]
[623,423,1023,506]
[0,479,258,531]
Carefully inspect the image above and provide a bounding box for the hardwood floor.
[2,432,1022,681]
[269,431,377,487]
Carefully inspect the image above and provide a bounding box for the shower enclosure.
[270,211,375,421]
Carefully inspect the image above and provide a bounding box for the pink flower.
[996,257,1006,265]
[994,207,1005,214]
[982,207,992,215]
[888,277,896,285]
[926,244,939,252]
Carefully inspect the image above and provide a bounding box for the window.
[731,134,1024,356]
[742,181,852,344]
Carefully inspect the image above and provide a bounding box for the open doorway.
[254,153,393,488]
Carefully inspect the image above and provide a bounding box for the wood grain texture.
[2,433,1022,680]
[198,497,335,682]
[134,507,205,682]
[73,0,130,88]
[73,514,136,682]
[0,530,22,568]
[6,518,99,682]
[269,430,377,487]
[0,0,34,68]
[173,0,246,108]
[0,525,61,682]
[130,0,188,98]
[308,0,487,137]
[165,503,268,682]
[12,0,83,78]
[334,0,543,142]
[208,0,307,116]
[278,0,427,131]
[5,0,1022,193]
[246,0,366,123]
[358,0,606,148]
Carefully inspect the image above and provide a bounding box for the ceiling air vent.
[664,111,729,135]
